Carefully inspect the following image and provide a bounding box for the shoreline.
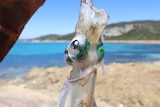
[18,40,160,44]
[104,40,160,44]
[24,61,160,73]
[1,60,160,79]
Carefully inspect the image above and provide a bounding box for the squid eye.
[70,40,81,50]
[74,40,79,46]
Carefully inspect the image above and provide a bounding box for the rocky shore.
[0,62,160,107]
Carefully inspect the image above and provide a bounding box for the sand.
[0,61,160,107]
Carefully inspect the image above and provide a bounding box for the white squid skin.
[64,33,105,75]
[68,34,86,61]
[64,0,109,74]
[58,0,109,107]
[65,34,105,77]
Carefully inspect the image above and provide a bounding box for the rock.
[95,62,160,107]
[103,24,134,37]
[5,61,160,107]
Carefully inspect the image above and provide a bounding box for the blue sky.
[20,0,160,39]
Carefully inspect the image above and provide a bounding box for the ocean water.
[0,42,160,78]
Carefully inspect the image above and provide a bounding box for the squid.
[64,0,109,79]
[58,0,109,107]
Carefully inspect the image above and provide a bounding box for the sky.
[20,0,160,39]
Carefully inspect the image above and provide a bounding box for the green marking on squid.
[97,42,104,63]
[77,39,90,60]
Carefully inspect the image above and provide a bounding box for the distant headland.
[19,20,160,43]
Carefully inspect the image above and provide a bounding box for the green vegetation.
[104,20,160,40]
[34,34,59,41]
[58,32,75,40]
[25,20,160,41]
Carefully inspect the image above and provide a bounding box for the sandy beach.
[0,61,159,107]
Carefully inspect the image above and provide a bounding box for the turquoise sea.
[0,42,160,79]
